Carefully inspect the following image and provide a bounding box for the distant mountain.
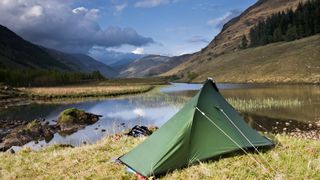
[88,49,144,67]
[119,54,191,78]
[0,25,69,70]
[45,49,117,78]
[0,25,116,78]
[164,0,320,83]
[109,57,140,70]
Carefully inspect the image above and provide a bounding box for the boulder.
[57,108,102,135]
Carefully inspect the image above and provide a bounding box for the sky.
[0,0,257,58]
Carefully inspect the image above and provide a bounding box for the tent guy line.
[215,106,276,173]
[195,106,271,175]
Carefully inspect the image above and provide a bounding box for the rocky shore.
[0,108,102,152]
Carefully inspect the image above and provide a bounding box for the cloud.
[187,36,209,44]
[115,3,127,13]
[207,9,241,29]
[0,0,154,53]
[132,47,145,54]
[25,5,43,17]
[135,0,179,8]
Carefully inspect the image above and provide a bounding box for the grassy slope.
[0,135,319,179]
[165,35,320,83]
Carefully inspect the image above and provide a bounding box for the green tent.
[119,78,273,177]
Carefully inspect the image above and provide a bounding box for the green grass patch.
[227,97,303,112]
[0,135,319,179]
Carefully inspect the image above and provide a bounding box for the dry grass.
[21,85,154,98]
[227,97,303,112]
[165,35,320,84]
[0,135,319,179]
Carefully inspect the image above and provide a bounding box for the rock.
[56,108,102,135]
[127,125,153,137]
[0,120,55,152]
[101,129,106,132]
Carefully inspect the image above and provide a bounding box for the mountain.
[45,49,117,78]
[0,24,115,78]
[88,49,144,68]
[164,0,320,83]
[119,54,191,78]
[108,56,141,71]
[0,25,69,70]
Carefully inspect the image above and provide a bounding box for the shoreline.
[0,85,156,109]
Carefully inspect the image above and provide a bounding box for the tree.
[273,27,283,41]
[249,0,319,47]
[239,35,248,49]
[285,25,298,41]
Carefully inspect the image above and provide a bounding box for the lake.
[1,83,319,150]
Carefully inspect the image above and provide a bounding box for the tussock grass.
[0,135,319,179]
[22,85,154,99]
[227,97,303,112]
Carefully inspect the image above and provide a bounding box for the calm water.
[1,83,319,150]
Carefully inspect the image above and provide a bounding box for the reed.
[21,85,154,99]
[227,98,303,112]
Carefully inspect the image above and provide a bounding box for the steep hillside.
[167,35,320,83]
[119,54,191,78]
[164,0,319,83]
[0,25,69,70]
[45,49,117,78]
[0,24,115,78]
[206,0,307,56]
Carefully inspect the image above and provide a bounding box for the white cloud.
[207,9,241,29]
[115,3,127,13]
[132,47,145,54]
[25,5,43,17]
[133,108,145,117]
[0,0,154,53]
[72,6,88,14]
[135,0,177,8]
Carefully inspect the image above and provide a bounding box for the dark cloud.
[0,0,154,53]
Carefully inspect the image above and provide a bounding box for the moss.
[57,108,86,124]
[25,120,40,131]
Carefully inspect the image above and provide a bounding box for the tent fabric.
[118,79,274,177]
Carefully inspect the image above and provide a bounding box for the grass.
[164,35,320,84]
[227,97,303,112]
[17,77,170,99]
[21,85,154,99]
[0,135,319,179]
[57,108,87,124]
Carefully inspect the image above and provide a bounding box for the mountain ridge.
[0,24,115,78]
[162,0,320,83]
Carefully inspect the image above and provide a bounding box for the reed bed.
[227,98,303,112]
[22,85,154,99]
